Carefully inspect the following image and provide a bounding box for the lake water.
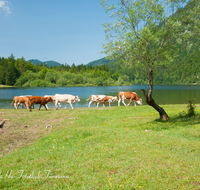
[1,85,200,109]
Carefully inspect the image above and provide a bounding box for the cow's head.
[75,96,80,102]
[136,98,142,105]
[46,97,53,102]
[112,96,118,102]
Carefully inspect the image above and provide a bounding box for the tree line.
[0,54,132,87]
[1,51,200,87]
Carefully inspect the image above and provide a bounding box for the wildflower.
[109,178,111,180]
[139,185,141,188]
[120,185,122,187]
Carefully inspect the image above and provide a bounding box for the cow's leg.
[55,99,58,110]
[39,104,42,111]
[16,102,20,109]
[118,98,121,106]
[25,102,29,109]
[69,102,73,109]
[97,102,99,107]
[122,98,127,106]
[29,103,32,112]
[88,101,92,107]
[134,101,136,106]
[65,103,68,109]
[14,102,17,109]
[58,103,61,108]
[127,99,132,106]
[44,104,48,110]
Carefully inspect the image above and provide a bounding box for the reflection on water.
[0,85,200,108]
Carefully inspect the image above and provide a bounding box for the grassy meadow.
[0,104,200,189]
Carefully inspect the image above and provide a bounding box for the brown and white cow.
[86,95,106,107]
[102,96,118,107]
[43,95,61,109]
[54,94,80,110]
[10,96,30,109]
[29,96,53,111]
[118,92,142,106]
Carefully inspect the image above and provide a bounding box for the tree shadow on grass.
[144,113,200,131]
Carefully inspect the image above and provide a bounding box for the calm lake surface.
[1,85,200,109]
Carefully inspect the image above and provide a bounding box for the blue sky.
[0,0,114,65]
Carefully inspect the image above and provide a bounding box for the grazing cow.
[86,95,106,107]
[102,96,118,107]
[29,96,53,111]
[54,94,80,110]
[118,92,142,106]
[10,96,30,109]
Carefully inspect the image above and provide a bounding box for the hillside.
[29,59,61,66]
[86,57,113,66]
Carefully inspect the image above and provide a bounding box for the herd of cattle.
[10,92,142,111]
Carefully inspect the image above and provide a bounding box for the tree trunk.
[141,89,169,121]
[141,68,169,121]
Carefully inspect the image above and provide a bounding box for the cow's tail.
[27,97,31,108]
[86,97,90,101]
[10,99,14,106]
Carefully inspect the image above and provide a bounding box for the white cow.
[86,95,106,107]
[54,94,80,110]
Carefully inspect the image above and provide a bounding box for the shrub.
[179,99,196,118]
[186,98,196,117]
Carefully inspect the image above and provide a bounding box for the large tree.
[100,0,200,120]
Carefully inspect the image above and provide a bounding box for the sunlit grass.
[0,105,200,189]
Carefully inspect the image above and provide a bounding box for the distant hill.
[29,59,61,66]
[87,57,113,67]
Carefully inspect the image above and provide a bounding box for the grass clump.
[179,99,196,118]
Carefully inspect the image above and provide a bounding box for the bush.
[179,99,196,118]
[186,99,196,117]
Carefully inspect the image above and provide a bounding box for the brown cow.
[118,92,142,106]
[29,96,53,112]
[10,96,30,109]
[102,96,118,107]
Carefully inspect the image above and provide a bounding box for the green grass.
[0,105,200,189]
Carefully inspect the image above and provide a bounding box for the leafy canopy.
[100,0,196,71]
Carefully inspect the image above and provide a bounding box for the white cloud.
[0,0,11,14]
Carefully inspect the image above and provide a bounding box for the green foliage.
[100,0,200,87]
[0,54,133,87]
[179,99,196,118]
[186,99,196,117]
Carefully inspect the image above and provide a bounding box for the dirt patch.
[0,109,68,157]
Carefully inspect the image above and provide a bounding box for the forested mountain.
[30,59,61,66]
[87,57,112,67]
